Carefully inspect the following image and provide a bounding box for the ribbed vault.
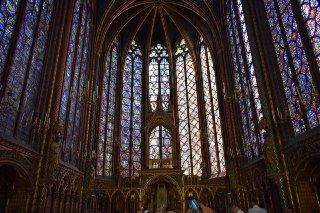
[95,0,225,60]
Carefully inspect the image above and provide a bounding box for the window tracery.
[148,44,170,111]
[120,40,142,177]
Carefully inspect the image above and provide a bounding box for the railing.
[149,158,173,169]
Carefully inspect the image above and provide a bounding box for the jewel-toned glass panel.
[64,2,90,164]
[264,0,320,134]
[149,125,172,160]
[148,44,170,111]
[227,0,264,159]
[15,0,54,140]
[200,43,225,177]
[299,0,320,69]
[72,7,90,164]
[120,40,142,177]
[176,39,202,176]
[0,0,54,141]
[59,0,81,125]
[0,0,20,80]
[97,40,118,176]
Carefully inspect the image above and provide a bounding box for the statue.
[156,183,167,211]
[47,128,62,177]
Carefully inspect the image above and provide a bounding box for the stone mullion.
[141,47,148,170]
[246,0,297,210]
[171,46,180,169]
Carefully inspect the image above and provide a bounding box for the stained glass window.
[227,0,264,160]
[0,0,20,80]
[199,39,225,177]
[0,0,54,143]
[263,0,320,134]
[149,126,172,160]
[175,39,202,176]
[59,0,91,165]
[120,40,142,177]
[97,40,118,176]
[148,44,170,111]
[299,0,320,69]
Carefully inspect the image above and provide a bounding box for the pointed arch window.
[227,0,264,160]
[148,44,170,111]
[199,39,226,177]
[0,0,54,143]
[149,125,172,160]
[263,0,320,135]
[59,0,91,165]
[175,39,202,176]
[97,40,118,176]
[120,40,143,177]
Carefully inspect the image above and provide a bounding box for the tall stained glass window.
[97,40,118,176]
[0,0,54,143]
[149,126,172,160]
[59,0,91,165]
[263,0,320,135]
[227,0,264,160]
[120,40,142,177]
[199,38,226,177]
[148,44,170,111]
[175,39,202,176]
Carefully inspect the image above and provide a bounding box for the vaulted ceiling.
[95,0,225,57]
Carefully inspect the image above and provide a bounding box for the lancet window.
[175,39,202,176]
[148,44,170,111]
[263,0,320,135]
[0,0,54,143]
[227,0,264,160]
[59,0,91,165]
[199,39,226,177]
[120,40,143,177]
[149,125,172,160]
[97,40,118,176]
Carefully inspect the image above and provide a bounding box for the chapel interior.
[0,0,319,212]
